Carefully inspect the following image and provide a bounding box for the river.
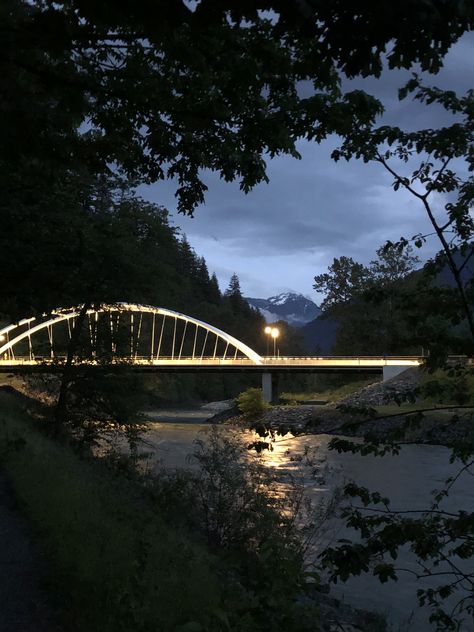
[139,408,474,631]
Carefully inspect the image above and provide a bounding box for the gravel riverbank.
[210,369,474,447]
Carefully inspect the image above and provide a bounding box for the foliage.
[225,273,243,301]
[314,245,419,311]
[332,76,474,342]
[154,427,343,631]
[0,391,225,632]
[314,243,421,354]
[314,256,370,311]
[371,243,421,285]
[236,387,269,419]
[321,457,474,630]
[189,428,302,549]
[319,367,474,631]
[4,0,468,217]
[0,389,349,632]
[56,371,149,453]
[0,173,268,434]
[421,366,474,406]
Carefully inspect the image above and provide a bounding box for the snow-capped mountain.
[246,292,320,327]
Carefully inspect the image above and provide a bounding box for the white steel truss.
[0,303,264,365]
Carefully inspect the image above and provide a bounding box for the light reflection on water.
[140,416,474,631]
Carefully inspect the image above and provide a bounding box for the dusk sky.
[141,33,474,304]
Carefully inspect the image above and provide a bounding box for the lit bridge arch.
[0,303,424,402]
[0,303,263,366]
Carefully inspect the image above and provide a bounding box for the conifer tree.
[224,273,244,313]
[208,273,221,305]
[225,273,241,297]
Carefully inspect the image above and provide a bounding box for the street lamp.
[264,326,272,355]
[271,327,279,357]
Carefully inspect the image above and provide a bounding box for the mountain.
[301,315,338,354]
[301,246,474,356]
[435,246,474,287]
[246,292,320,327]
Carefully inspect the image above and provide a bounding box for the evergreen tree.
[225,274,244,311]
[208,273,221,305]
[177,235,198,278]
[225,274,242,298]
[195,257,210,287]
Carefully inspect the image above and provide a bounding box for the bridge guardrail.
[0,355,423,367]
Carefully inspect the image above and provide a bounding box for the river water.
[140,409,474,631]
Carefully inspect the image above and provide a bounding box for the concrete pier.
[262,373,280,404]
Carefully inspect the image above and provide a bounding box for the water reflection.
[140,416,474,631]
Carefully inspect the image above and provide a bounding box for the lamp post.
[264,325,272,356]
[271,327,279,357]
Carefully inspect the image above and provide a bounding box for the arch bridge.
[0,303,421,401]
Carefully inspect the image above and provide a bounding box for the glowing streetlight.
[264,326,272,355]
[271,327,279,357]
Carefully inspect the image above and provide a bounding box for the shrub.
[0,391,223,632]
[183,427,323,631]
[421,366,474,405]
[236,387,269,418]
[0,391,345,631]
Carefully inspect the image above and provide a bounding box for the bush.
[236,387,269,418]
[0,391,347,631]
[153,427,326,631]
[421,366,474,405]
[0,391,223,632]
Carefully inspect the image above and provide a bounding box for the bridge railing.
[0,355,423,367]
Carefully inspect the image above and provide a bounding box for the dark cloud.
[140,34,474,300]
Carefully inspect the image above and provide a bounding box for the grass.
[0,387,390,632]
[280,378,378,404]
[373,403,473,417]
[0,390,224,632]
[373,368,474,417]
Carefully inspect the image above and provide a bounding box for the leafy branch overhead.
[332,76,474,336]
[2,1,473,214]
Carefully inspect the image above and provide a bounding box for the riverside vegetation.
[0,386,388,632]
[233,365,474,630]
[2,3,474,630]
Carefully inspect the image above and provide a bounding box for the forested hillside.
[304,244,474,357]
[0,176,265,354]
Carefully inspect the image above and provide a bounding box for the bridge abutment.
[262,372,280,404]
[383,365,408,381]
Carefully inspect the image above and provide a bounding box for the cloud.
[139,33,474,300]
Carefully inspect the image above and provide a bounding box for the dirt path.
[0,472,60,632]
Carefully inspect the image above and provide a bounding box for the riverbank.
[0,388,386,632]
[0,471,61,632]
[240,401,474,447]
[211,368,474,447]
[2,378,470,629]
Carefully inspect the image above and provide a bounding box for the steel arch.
[0,303,263,365]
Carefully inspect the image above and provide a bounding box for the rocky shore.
[211,368,474,447]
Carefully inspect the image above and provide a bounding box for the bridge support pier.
[262,372,280,404]
[383,365,408,381]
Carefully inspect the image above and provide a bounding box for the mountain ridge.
[245,292,320,327]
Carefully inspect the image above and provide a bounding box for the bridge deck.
[0,356,421,374]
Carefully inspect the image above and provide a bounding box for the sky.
[140,33,474,304]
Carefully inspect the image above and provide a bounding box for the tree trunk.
[422,199,474,343]
[54,301,91,433]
